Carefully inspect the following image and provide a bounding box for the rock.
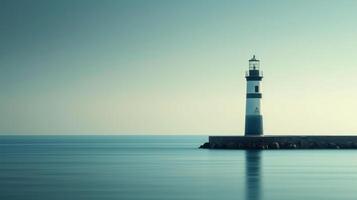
[271,142,280,149]
[309,142,317,149]
[255,143,263,149]
[199,142,210,149]
[346,142,354,149]
[280,142,289,149]
[327,142,336,149]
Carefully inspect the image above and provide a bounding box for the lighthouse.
[202,55,357,150]
[245,55,263,136]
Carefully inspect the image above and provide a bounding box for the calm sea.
[1,135,357,200]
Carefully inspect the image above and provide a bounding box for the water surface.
[1,135,357,200]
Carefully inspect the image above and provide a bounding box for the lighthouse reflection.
[245,150,262,200]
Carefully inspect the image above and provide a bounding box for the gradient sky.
[1,0,357,135]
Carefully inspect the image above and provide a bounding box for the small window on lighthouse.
[255,86,259,92]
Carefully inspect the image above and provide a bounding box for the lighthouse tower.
[245,55,263,136]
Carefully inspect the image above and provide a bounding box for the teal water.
[1,136,357,200]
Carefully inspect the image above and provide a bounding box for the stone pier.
[200,135,357,149]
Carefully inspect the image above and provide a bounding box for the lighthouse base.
[200,135,357,149]
[245,115,263,136]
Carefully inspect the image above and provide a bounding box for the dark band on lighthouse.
[245,55,264,136]
[246,93,262,98]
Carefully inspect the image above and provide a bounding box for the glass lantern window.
[249,61,260,70]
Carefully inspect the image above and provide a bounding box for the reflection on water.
[245,150,262,200]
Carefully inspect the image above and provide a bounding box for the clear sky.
[1,0,357,135]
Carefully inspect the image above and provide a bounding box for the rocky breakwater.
[200,136,357,150]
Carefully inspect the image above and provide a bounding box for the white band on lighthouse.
[246,81,261,94]
[246,98,261,115]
